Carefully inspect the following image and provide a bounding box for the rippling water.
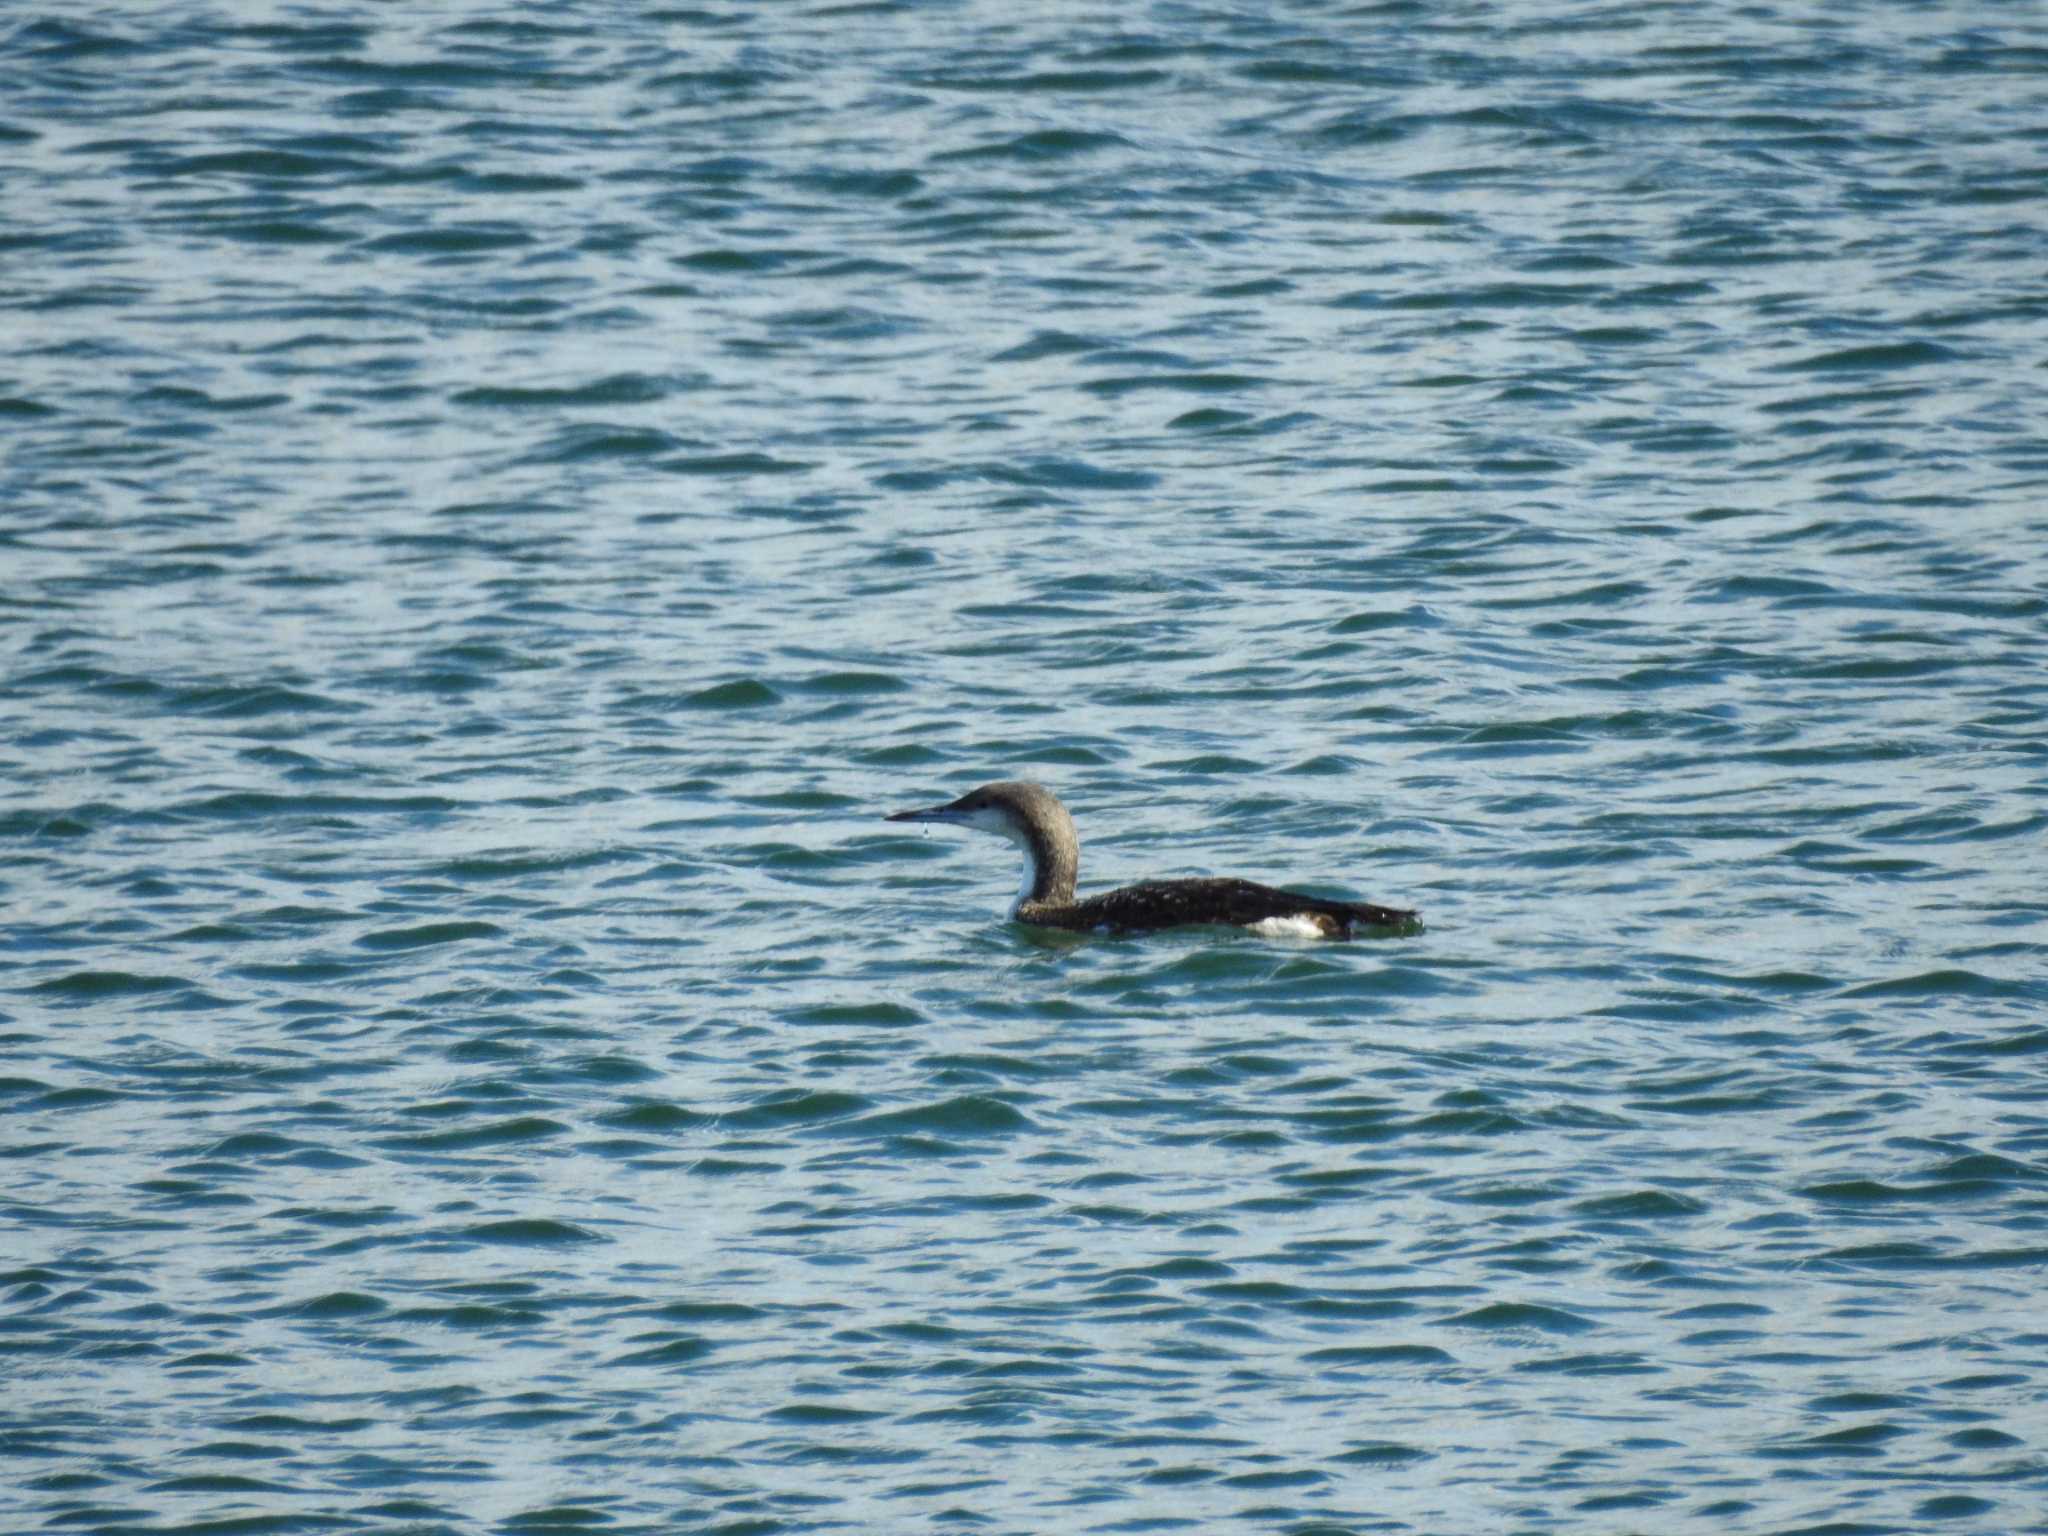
[6,3,2048,1533]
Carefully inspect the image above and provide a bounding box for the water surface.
[4,3,2047,1533]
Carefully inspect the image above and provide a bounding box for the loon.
[886,781,1418,939]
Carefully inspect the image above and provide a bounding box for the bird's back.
[1023,878,1418,938]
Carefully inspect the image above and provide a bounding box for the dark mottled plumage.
[885,780,1418,939]
[1024,877,1416,937]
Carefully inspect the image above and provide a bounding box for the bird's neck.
[1011,818,1077,913]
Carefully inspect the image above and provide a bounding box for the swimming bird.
[885,781,1417,938]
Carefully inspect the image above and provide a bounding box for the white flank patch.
[1249,914,1328,940]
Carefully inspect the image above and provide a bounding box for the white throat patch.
[1010,854,1035,918]
[952,806,1037,916]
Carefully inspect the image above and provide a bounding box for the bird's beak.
[885,802,968,825]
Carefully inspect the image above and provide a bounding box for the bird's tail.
[1321,898,1422,936]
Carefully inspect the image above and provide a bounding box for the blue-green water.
[5,4,2048,1533]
